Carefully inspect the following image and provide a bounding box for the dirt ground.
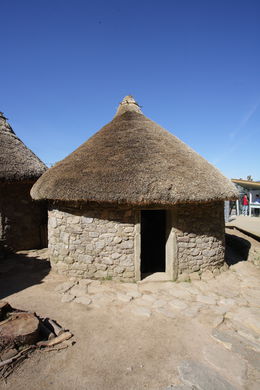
[0,229,259,390]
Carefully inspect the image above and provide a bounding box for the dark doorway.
[141,210,166,277]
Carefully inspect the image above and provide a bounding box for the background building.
[0,112,47,253]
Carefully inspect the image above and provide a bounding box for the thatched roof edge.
[31,96,239,204]
[0,112,47,181]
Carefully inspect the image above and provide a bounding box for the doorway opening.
[141,210,166,278]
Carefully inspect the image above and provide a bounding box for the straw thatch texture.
[31,97,238,206]
[0,113,47,181]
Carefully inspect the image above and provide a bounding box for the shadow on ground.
[225,233,251,266]
[0,252,50,299]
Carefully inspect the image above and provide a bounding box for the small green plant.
[103,275,112,281]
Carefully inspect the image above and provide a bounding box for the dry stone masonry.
[0,183,47,252]
[48,207,136,281]
[48,202,226,281]
[174,202,225,277]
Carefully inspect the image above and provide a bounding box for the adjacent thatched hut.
[31,96,238,281]
[0,112,47,252]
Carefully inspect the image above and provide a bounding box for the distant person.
[254,194,260,216]
[229,200,236,216]
[242,194,249,216]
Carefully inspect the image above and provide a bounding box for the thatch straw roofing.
[31,96,238,206]
[0,112,47,181]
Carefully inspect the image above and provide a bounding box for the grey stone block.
[179,360,237,390]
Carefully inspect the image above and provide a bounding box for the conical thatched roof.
[31,96,238,206]
[0,112,47,181]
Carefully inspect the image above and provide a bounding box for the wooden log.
[37,331,72,347]
[0,313,40,348]
[44,318,65,336]
[0,317,12,326]
[9,311,34,316]
[0,347,18,361]
[40,343,69,352]
[0,346,35,368]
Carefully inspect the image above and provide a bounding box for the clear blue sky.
[1,0,259,180]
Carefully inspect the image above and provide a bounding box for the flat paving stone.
[141,294,157,303]
[120,282,139,291]
[131,306,151,318]
[216,287,240,299]
[102,290,117,299]
[70,285,88,297]
[89,280,101,287]
[212,325,260,350]
[179,360,237,390]
[226,307,260,334]
[88,284,109,295]
[175,284,201,295]
[196,295,217,305]
[203,344,247,386]
[230,260,260,277]
[182,304,203,318]
[240,289,260,307]
[201,270,214,281]
[218,298,236,306]
[212,327,260,369]
[74,296,92,305]
[126,291,141,299]
[117,293,132,303]
[165,385,197,390]
[155,306,176,319]
[137,282,162,293]
[55,281,75,294]
[90,294,114,306]
[197,311,224,328]
[61,293,76,303]
[152,299,168,308]
[169,289,193,300]
[213,306,228,316]
[169,299,188,311]
[78,279,92,288]
[133,297,154,308]
[191,280,215,293]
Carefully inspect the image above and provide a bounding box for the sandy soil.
[0,265,210,390]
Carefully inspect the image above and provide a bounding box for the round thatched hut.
[31,96,238,281]
[0,112,47,252]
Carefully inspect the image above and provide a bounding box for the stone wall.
[48,202,225,281]
[0,182,47,251]
[174,202,225,276]
[48,207,136,281]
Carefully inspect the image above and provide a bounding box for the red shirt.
[242,196,248,206]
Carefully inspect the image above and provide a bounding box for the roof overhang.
[232,179,260,190]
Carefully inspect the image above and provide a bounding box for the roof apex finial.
[115,95,143,117]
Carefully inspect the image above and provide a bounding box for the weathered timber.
[37,331,72,347]
[44,318,65,337]
[0,313,40,348]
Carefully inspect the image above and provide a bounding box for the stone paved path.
[1,249,260,390]
[53,260,260,389]
[226,216,260,238]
